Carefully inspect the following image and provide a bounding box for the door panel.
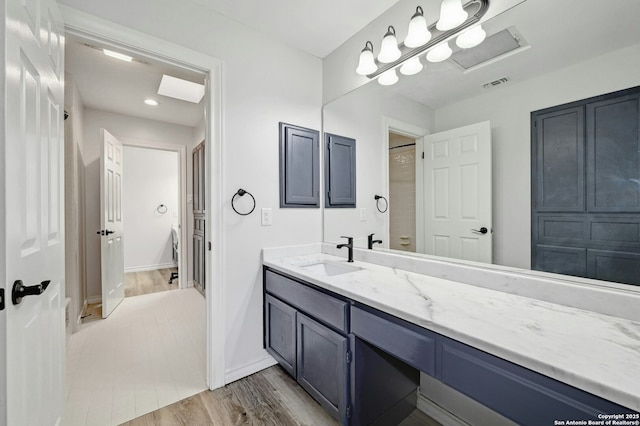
[422,121,492,263]
[101,129,125,318]
[4,0,65,423]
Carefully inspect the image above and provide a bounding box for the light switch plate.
[360,208,367,222]
[261,208,272,226]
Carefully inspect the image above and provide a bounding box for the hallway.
[65,287,206,425]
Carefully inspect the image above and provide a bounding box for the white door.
[2,0,66,423]
[421,121,492,263]
[100,129,125,318]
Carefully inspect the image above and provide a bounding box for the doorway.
[388,132,418,252]
[62,10,223,423]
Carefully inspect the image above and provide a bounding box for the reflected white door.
[422,121,492,263]
[100,129,125,318]
[2,0,66,423]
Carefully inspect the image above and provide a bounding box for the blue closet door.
[532,86,640,286]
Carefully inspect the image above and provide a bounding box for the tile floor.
[64,287,207,426]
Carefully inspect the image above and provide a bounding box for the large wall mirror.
[322,0,640,288]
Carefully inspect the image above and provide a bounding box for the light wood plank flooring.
[125,267,179,297]
[123,365,441,426]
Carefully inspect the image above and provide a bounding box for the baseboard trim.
[416,393,470,426]
[124,263,177,273]
[224,354,277,385]
[185,280,194,288]
[86,296,101,305]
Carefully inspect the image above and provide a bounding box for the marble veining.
[263,249,640,412]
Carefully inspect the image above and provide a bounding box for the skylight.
[157,74,205,104]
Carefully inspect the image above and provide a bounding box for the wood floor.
[123,365,441,426]
[125,267,179,297]
[80,268,179,324]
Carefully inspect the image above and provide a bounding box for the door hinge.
[346,404,352,419]
[422,151,425,159]
[0,288,4,311]
[346,350,352,364]
[208,242,212,251]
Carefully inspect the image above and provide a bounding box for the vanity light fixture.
[437,0,468,31]
[378,69,399,85]
[356,0,490,86]
[455,25,487,48]
[378,26,402,63]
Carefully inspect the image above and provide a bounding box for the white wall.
[59,0,323,377]
[123,147,179,271]
[323,81,434,247]
[82,108,196,300]
[434,43,640,269]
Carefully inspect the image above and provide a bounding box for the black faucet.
[337,236,354,262]
[368,233,383,250]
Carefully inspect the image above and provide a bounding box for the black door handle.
[12,280,51,305]
[96,229,115,236]
[471,227,488,234]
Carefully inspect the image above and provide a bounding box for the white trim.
[86,296,102,305]
[61,5,225,390]
[416,393,470,426]
[224,354,278,384]
[186,280,195,288]
[124,263,176,273]
[382,117,428,251]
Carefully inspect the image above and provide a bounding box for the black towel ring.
[374,195,388,213]
[157,204,168,214]
[232,189,256,216]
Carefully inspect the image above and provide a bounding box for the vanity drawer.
[351,306,436,376]
[265,270,349,333]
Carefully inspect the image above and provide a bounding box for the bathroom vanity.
[263,244,640,425]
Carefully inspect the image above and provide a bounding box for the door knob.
[96,229,115,235]
[12,280,51,305]
[471,227,488,234]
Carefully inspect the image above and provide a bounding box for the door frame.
[62,6,225,390]
[121,140,188,289]
[382,117,428,251]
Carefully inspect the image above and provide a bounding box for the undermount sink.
[300,260,362,277]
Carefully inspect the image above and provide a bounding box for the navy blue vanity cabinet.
[263,268,351,424]
[264,294,297,377]
[297,312,349,421]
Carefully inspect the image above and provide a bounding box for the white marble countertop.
[263,251,640,412]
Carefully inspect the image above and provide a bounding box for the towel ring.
[374,195,388,213]
[157,204,168,214]
[232,189,256,216]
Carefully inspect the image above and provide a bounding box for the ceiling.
[385,0,640,109]
[65,35,206,128]
[184,0,401,59]
[66,0,640,126]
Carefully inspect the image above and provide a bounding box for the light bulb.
[378,26,401,63]
[436,0,468,31]
[456,25,487,49]
[400,56,423,76]
[426,42,452,63]
[378,69,399,86]
[356,41,378,76]
[404,6,431,48]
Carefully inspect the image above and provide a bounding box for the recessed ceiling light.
[157,74,205,104]
[144,99,159,106]
[103,49,133,62]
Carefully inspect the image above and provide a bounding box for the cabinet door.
[265,295,297,377]
[279,122,319,207]
[297,313,349,422]
[325,133,356,208]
